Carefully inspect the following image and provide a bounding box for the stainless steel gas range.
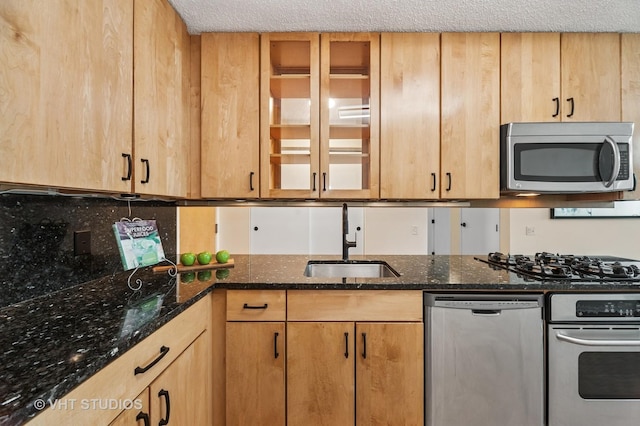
[478,251,640,283]
[476,252,640,426]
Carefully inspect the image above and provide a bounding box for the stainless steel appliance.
[478,252,640,283]
[501,122,635,194]
[547,293,640,426]
[424,293,545,426]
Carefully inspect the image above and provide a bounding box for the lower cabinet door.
[226,322,286,426]
[108,388,149,426]
[287,322,355,426]
[149,333,211,425]
[356,322,424,425]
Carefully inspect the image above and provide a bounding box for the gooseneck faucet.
[342,203,357,261]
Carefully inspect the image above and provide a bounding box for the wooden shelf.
[269,154,312,165]
[329,75,370,99]
[329,125,370,139]
[270,125,311,140]
[328,153,370,165]
[270,75,311,99]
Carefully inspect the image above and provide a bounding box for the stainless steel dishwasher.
[425,293,545,426]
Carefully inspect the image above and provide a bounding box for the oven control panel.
[576,300,640,317]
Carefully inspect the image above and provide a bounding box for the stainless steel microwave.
[500,122,635,194]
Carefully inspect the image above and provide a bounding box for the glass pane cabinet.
[261,33,320,198]
[321,34,379,198]
[260,33,379,199]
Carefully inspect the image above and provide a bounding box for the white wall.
[216,206,429,255]
[218,205,640,259]
[508,208,640,259]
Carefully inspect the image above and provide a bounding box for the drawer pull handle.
[134,345,170,375]
[136,411,150,426]
[361,332,367,359]
[344,332,349,358]
[274,332,280,359]
[158,389,171,426]
[243,303,268,310]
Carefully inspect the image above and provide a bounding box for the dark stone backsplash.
[0,194,176,308]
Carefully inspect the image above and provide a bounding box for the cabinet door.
[500,33,561,123]
[109,388,149,426]
[226,322,285,425]
[320,33,380,199]
[621,34,640,201]
[287,322,354,425]
[201,33,260,199]
[441,33,500,199]
[260,33,320,199]
[380,33,441,199]
[561,33,621,121]
[0,0,132,192]
[149,333,211,425]
[356,323,424,425]
[133,0,190,197]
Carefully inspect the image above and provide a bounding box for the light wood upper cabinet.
[260,33,380,199]
[501,32,621,123]
[0,0,133,193]
[380,33,441,199]
[201,33,260,199]
[260,33,320,199]
[621,34,640,200]
[501,33,561,123]
[561,33,621,121]
[320,33,380,199]
[441,33,500,199]
[133,0,191,197]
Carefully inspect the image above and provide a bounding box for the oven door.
[548,325,640,426]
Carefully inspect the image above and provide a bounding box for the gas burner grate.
[479,252,640,283]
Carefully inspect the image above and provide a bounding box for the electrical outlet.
[74,230,91,255]
[525,226,536,236]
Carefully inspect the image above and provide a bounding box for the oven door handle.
[556,331,640,347]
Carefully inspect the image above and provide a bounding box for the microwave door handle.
[556,331,640,347]
[601,136,621,188]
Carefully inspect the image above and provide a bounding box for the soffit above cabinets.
[167,0,640,34]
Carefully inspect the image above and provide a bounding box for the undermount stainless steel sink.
[303,260,400,278]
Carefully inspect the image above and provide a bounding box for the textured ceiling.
[168,0,640,34]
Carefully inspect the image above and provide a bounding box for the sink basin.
[303,260,400,278]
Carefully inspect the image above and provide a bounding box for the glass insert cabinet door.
[260,33,379,199]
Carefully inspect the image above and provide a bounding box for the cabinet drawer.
[29,295,211,425]
[287,290,423,321]
[226,290,286,321]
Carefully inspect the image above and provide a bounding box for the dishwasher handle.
[472,309,501,316]
[556,331,640,347]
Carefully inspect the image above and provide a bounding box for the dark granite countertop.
[213,254,640,292]
[0,266,215,426]
[3,254,640,425]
